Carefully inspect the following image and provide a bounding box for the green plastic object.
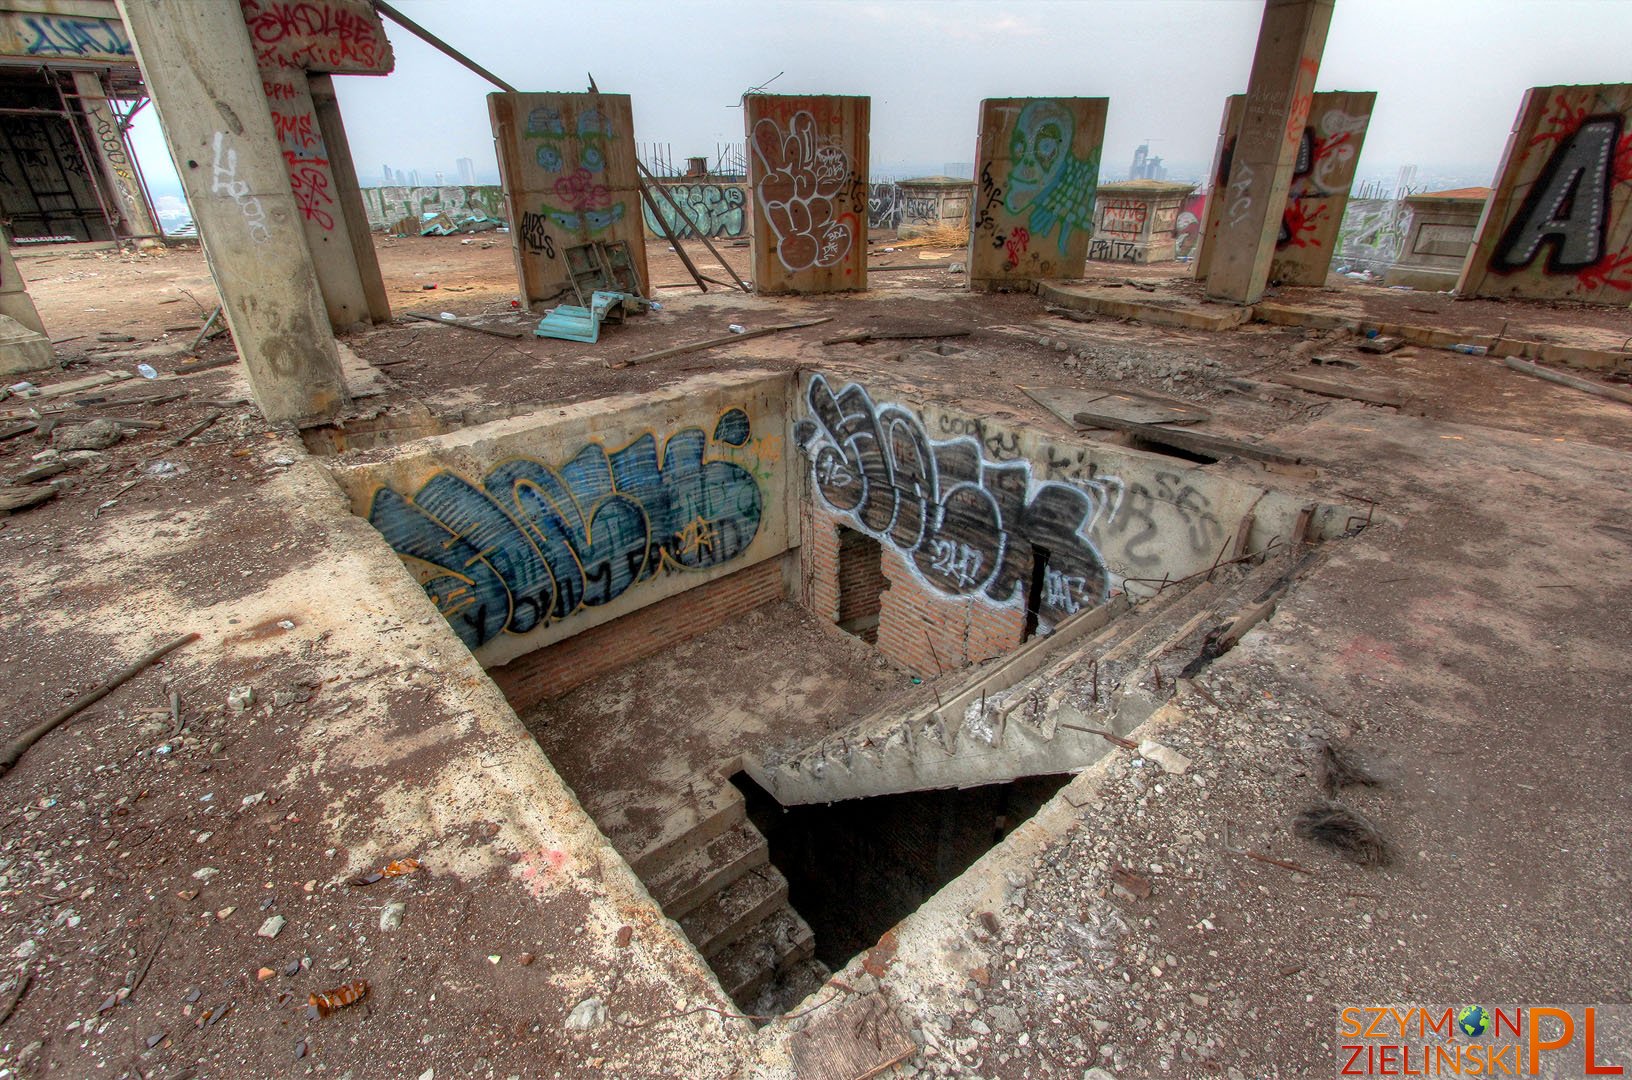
[534,290,628,343]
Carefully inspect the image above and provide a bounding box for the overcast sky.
[130,0,1632,203]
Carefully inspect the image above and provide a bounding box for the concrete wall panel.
[968,97,1107,289]
[1459,84,1632,303]
[744,94,869,294]
[489,91,650,307]
[329,370,796,668]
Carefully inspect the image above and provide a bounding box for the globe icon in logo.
[1457,1005,1491,1038]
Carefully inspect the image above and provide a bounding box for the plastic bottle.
[136,363,158,379]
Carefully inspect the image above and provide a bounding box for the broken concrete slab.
[0,315,55,378]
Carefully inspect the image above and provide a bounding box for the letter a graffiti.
[1491,115,1621,273]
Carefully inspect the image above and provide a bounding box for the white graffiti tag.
[928,539,985,590]
[1042,567,1086,615]
[211,132,270,243]
[750,110,854,272]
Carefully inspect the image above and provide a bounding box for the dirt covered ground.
[1,232,1630,1078]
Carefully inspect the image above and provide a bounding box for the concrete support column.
[114,0,350,426]
[70,71,160,240]
[260,69,370,329]
[310,74,390,324]
[1203,0,1333,305]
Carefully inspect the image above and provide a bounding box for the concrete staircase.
[746,554,1298,806]
[589,781,825,1010]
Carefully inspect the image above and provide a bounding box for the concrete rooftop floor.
[0,235,1629,1077]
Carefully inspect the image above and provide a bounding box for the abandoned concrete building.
[0,0,1629,1076]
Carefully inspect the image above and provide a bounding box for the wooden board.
[1022,384,1210,428]
[1194,91,1375,286]
[744,94,869,295]
[1268,371,1403,408]
[790,993,917,1080]
[968,98,1107,289]
[488,92,650,309]
[1458,84,1632,304]
[1070,412,1302,465]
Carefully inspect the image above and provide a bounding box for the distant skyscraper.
[457,157,476,185]
[408,169,420,187]
[1127,143,1167,181]
[382,164,392,185]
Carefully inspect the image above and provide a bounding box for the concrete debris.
[53,419,123,451]
[1137,740,1193,775]
[257,915,286,939]
[379,901,406,931]
[565,996,606,1031]
[228,686,254,712]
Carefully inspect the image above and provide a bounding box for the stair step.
[681,863,789,959]
[646,820,769,920]
[713,905,816,1005]
[624,783,746,879]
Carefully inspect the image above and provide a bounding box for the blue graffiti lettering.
[21,15,131,58]
[369,408,764,649]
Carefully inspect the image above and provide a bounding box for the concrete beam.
[1203,0,1334,305]
[115,0,350,426]
[310,74,391,324]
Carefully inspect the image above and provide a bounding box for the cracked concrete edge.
[285,456,754,1048]
[747,700,1193,1076]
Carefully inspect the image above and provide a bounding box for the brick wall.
[492,555,789,710]
[835,527,885,642]
[803,506,1029,679]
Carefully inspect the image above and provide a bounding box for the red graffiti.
[1280,198,1328,248]
[288,165,335,230]
[1005,227,1030,269]
[1527,93,1590,150]
[1576,249,1632,292]
[262,79,298,101]
[552,167,610,212]
[240,0,385,71]
[271,109,320,151]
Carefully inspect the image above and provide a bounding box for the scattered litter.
[1451,343,1489,355]
[307,981,369,1020]
[277,620,295,630]
[727,324,747,334]
[7,381,35,395]
[143,460,189,479]
[135,363,158,379]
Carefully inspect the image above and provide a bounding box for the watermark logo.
[1338,1005,1629,1077]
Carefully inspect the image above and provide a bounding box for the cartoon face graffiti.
[524,105,626,233]
[1005,100,1073,215]
[999,100,1100,256]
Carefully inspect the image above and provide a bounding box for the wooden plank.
[610,318,832,369]
[403,312,525,339]
[967,97,1108,290]
[1071,411,1303,465]
[1021,384,1210,428]
[1501,356,1632,407]
[1194,91,1377,286]
[744,95,869,295]
[1267,372,1404,408]
[790,993,917,1080]
[1458,84,1632,304]
[489,92,649,309]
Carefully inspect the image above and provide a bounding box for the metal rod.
[635,159,750,292]
[371,0,518,93]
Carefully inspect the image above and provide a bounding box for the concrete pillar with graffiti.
[744,94,869,295]
[967,98,1107,290]
[1196,89,1374,286]
[488,91,650,309]
[1458,84,1632,303]
[1202,0,1335,305]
